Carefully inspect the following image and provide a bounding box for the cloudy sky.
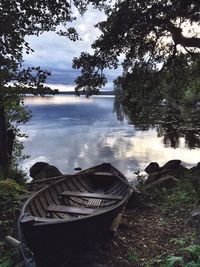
[23,5,121,91]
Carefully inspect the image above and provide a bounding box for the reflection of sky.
[20,95,200,181]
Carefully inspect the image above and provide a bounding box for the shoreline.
[1,159,199,266]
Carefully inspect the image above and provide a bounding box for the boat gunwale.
[21,192,131,226]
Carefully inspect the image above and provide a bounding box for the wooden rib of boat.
[20,163,133,267]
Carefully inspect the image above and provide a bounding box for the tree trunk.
[0,94,9,178]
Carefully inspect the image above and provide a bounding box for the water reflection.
[161,108,200,149]
[20,95,200,180]
[114,97,200,150]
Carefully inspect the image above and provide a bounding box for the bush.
[9,167,27,185]
[164,244,200,267]
[0,179,25,237]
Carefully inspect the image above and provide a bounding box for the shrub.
[164,244,200,267]
[0,179,25,237]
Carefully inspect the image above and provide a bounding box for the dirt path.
[67,206,194,267]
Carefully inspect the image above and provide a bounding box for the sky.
[23,5,121,91]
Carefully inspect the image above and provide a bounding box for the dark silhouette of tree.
[0,0,95,178]
[73,0,200,99]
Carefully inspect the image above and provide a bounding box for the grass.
[0,167,199,267]
[134,169,199,266]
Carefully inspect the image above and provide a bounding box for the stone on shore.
[144,171,160,185]
[144,160,188,185]
[143,175,178,191]
[145,162,160,174]
[30,162,49,178]
[30,162,62,180]
[161,159,181,170]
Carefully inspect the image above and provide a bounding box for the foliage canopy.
[1,0,81,94]
[0,0,97,178]
[73,0,200,100]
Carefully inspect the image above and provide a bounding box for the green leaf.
[164,256,184,267]
[180,245,200,258]
[170,238,186,247]
[185,261,200,267]
[0,261,11,267]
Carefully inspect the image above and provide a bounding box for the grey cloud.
[23,7,121,88]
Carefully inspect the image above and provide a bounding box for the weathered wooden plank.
[94,172,114,176]
[47,204,97,215]
[5,236,21,248]
[60,191,122,201]
[110,209,125,235]
[27,174,70,184]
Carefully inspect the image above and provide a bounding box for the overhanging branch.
[168,23,200,48]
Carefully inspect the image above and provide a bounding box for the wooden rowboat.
[20,163,133,267]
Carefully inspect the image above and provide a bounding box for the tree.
[0,0,98,178]
[73,0,200,100]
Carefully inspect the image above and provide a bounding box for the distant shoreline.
[58,91,115,95]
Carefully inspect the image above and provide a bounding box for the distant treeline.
[58,91,115,95]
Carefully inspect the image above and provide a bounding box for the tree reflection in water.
[114,96,200,149]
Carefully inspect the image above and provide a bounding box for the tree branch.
[168,23,200,48]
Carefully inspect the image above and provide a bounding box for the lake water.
[20,95,200,181]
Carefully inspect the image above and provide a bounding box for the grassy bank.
[0,168,199,267]
[119,169,199,267]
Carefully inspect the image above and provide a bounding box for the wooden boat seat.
[47,204,97,215]
[94,172,114,176]
[86,198,102,208]
[60,191,123,201]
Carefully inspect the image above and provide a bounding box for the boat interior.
[24,172,129,220]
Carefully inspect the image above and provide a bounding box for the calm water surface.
[20,95,200,181]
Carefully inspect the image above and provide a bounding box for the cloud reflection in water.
[20,95,200,180]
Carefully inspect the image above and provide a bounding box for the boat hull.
[21,205,123,267]
[20,163,132,267]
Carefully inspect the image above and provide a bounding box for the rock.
[145,171,161,184]
[143,175,178,191]
[159,166,177,176]
[191,163,200,172]
[145,162,160,174]
[126,191,150,210]
[32,169,46,180]
[159,168,174,176]
[190,166,198,171]
[74,167,82,171]
[159,165,188,179]
[161,160,181,170]
[43,165,62,178]
[30,162,63,180]
[30,162,49,178]
[197,162,200,169]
